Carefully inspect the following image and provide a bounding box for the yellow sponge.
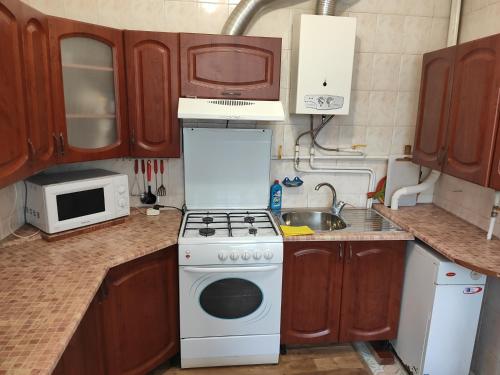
[280,225,315,237]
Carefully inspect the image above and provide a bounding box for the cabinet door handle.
[221,91,241,96]
[27,138,36,160]
[494,87,500,134]
[349,244,353,259]
[52,133,60,157]
[59,132,65,156]
[339,243,343,259]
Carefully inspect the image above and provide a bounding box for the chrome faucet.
[315,183,346,215]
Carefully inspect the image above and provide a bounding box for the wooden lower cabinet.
[339,241,405,342]
[52,295,106,375]
[281,241,343,344]
[281,240,405,345]
[53,246,179,375]
[102,247,179,375]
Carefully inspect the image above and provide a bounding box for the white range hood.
[178,98,285,121]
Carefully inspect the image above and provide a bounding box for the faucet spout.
[315,183,345,215]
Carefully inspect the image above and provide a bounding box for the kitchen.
[0,0,499,374]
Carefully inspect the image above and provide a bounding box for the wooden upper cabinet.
[281,241,343,345]
[0,0,29,187]
[48,17,129,163]
[101,247,179,375]
[180,33,281,100]
[339,241,405,342]
[413,47,455,170]
[20,2,56,172]
[125,31,180,158]
[444,34,500,185]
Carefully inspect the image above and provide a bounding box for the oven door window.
[56,188,105,221]
[199,278,263,319]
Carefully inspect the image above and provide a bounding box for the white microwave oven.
[26,169,130,234]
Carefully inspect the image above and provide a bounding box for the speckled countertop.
[277,208,414,242]
[0,206,415,375]
[374,204,500,277]
[0,210,182,375]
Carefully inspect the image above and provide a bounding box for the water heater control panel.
[304,95,344,110]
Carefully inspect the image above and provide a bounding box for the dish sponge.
[280,225,315,237]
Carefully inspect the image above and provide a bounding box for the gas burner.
[202,217,214,224]
[249,227,257,235]
[199,228,216,237]
[244,216,255,224]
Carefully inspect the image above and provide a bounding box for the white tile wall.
[0,183,25,240]
[0,0,452,241]
[432,1,500,373]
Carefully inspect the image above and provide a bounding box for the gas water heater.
[290,15,356,115]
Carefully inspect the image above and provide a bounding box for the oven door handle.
[183,265,280,273]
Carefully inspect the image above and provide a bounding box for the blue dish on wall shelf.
[282,176,304,187]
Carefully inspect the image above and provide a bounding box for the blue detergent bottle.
[269,179,282,212]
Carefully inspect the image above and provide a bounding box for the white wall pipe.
[448,0,462,46]
[486,191,500,240]
[391,170,441,210]
[295,163,376,208]
[294,150,376,208]
[276,155,390,161]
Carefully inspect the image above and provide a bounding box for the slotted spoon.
[157,160,167,197]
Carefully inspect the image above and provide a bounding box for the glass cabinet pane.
[66,118,117,149]
[61,37,113,68]
[60,37,118,150]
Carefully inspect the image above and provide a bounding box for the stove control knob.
[218,251,228,261]
[264,250,273,260]
[230,251,239,260]
[253,251,262,260]
[242,251,251,260]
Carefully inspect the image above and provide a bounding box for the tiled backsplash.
[0,183,25,240]
[0,0,452,239]
[432,1,500,374]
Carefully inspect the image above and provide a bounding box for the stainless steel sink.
[281,211,347,231]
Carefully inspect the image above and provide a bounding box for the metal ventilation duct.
[221,0,336,35]
[315,0,336,16]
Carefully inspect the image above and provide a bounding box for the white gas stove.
[178,128,283,369]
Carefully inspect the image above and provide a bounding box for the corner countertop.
[374,204,500,278]
[277,208,414,242]
[0,209,182,375]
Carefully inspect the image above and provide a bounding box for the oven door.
[179,264,282,338]
[45,178,116,233]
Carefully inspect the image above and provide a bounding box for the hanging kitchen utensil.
[154,159,159,195]
[131,159,140,196]
[141,159,146,196]
[141,160,157,205]
[157,160,167,197]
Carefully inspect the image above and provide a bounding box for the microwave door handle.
[183,265,279,273]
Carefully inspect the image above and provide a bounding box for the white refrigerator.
[392,240,486,375]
